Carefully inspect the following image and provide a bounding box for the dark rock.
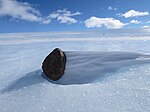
[42,48,67,81]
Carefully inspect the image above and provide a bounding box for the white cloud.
[84,17,126,29]
[130,20,141,24]
[108,6,112,10]
[47,9,81,24]
[143,26,150,28]
[146,21,150,23]
[121,10,149,18]
[41,19,51,24]
[108,6,117,11]
[0,0,81,24]
[0,0,42,22]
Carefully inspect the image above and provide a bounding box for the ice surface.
[0,31,150,112]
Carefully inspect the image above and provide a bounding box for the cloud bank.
[84,17,126,29]
[121,10,149,18]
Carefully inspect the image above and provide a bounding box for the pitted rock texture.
[42,48,66,81]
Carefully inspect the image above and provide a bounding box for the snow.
[54,51,150,85]
[0,31,150,112]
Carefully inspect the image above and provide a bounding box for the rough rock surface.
[42,48,66,81]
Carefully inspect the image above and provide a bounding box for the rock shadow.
[2,69,45,93]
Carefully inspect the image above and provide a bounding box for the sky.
[0,0,150,33]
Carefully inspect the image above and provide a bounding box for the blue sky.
[0,0,150,33]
